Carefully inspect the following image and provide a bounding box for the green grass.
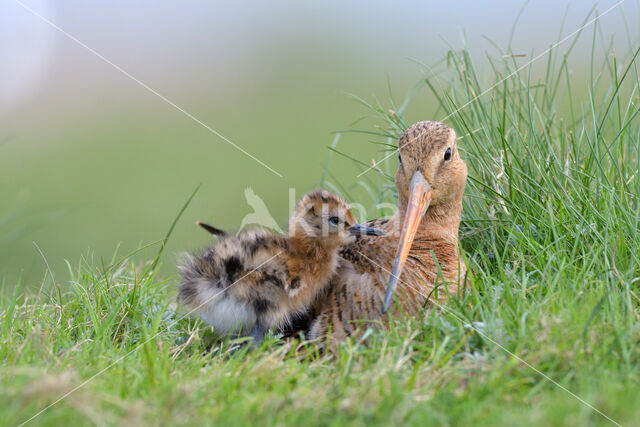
[2,15,640,427]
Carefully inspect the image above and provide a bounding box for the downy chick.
[177,190,385,346]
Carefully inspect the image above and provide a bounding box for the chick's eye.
[444,147,452,161]
[329,216,340,226]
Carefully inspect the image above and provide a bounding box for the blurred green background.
[1,0,637,287]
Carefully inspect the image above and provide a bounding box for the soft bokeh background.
[1,0,637,287]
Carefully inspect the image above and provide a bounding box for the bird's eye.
[444,147,452,161]
[398,152,402,164]
[329,216,340,226]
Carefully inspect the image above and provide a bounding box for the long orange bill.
[382,171,432,313]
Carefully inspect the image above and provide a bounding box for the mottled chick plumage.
[177,190,384,346]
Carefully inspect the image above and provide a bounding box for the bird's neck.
[395,192,463,243]
[286,234,340,283]
[287,234,339,264]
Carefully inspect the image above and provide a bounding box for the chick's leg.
[248,322,267,348]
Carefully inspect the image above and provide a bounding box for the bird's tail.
[196,221,228,236]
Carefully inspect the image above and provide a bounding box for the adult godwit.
[307,121,469,348]
[177,190,385,347]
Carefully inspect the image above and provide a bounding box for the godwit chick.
[307,121,468,348]
[177,190,385,347]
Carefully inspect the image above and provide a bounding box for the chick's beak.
[348,223,386,236]
[382,171,432,313]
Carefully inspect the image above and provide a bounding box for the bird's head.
[395,121,467,211]
[383,121,468,312]
[288,190,385,245]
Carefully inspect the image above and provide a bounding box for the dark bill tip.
[348,223,386,236]
[382,281,396,313]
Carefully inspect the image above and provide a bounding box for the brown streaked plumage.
[177,190,385,347]
[306,121,469,350]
